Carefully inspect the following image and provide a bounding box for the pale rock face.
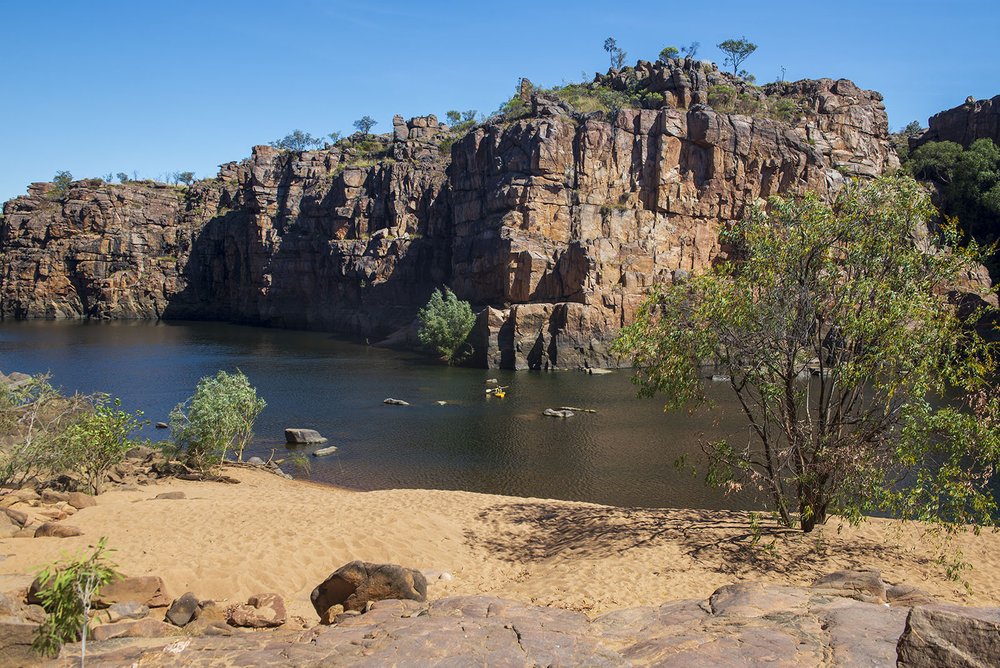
[0,61,911,368]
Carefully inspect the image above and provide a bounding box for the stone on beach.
[227,593,287,628]
[166,592,201,627]
[33,522,82,538]
[311,561,428,622]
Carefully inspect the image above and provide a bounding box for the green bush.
[0,375,91,494]
[33,537,119,659]
[707,85,736,111]
[417,288,476,364]
[169,370,266,469]
[58,398,146,494]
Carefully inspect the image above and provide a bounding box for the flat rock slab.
[34,522,82,538]
[74,584,943,667]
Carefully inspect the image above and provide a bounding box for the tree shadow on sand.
[465,502,935,580]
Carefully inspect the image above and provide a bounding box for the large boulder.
[94,575,172,608]
[165,592,200,627]
[285,428,327,444]
[311,561,428,622]
[896,605,1000,667]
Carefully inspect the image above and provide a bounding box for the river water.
[0,320,756,509]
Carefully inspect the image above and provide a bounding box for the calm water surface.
[0,320,756,510]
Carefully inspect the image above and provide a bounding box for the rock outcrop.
[912,94,1000,149]
[0,59,902,368]
[64,574,1000,667]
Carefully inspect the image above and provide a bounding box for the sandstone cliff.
[911,94,1000,149]
[0,59,899,368]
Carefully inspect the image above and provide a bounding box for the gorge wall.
[0,59,898,369]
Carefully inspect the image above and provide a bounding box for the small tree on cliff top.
[717,36,757,75]
[614,174,1000,532]
[353,115,377,137]
[417,288,476,364]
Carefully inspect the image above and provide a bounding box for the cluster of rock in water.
[2,557,998,667]
[1,58,911,370]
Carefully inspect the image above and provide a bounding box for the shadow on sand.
[466,502,934,579]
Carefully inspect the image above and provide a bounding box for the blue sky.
[1,0,997,203]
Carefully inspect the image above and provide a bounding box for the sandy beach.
[2,467,998,622]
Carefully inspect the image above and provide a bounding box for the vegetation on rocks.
[417,288,476,364]
[614,174,1000,533]
[58,399,147,494]
[906,138,1000,275]
[169,369,266,469]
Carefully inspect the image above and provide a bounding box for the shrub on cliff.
[614,174,1000,533]
[270,130,322,152]
[417,288,476,364]
[169,370,266,469]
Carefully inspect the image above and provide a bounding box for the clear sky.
[1,0,997,203]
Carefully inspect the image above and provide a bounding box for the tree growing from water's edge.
[417,288,476,365]
[614,174,1000,533]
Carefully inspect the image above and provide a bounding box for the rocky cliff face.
[0,59,900,368]
[912,94,1000,149]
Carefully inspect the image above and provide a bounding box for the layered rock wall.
[0,60,900,368]
[912,94,1000,149]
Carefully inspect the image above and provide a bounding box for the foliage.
[176,171,195,185]
[270,130,322,151]
[417,288,476,364]
[658,46,680,62]
[32,537,119,660]
[603,37,627,70]
[614,174,1000,533]
[353,115,377,136]
[707,85,737,110]
[58,399,146,494]
[445,109,478,133]
[0,375,92,494]
[327,131,342,145]
[115,172,129,184]
[717,36,757,75]
[49,171,73,199]
[908,138,1000,271]
[169,369,266,469]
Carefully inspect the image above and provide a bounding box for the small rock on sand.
[34,523,83,538]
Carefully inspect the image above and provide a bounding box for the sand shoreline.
[2,467,998,622]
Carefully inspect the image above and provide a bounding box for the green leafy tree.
[59,398,146,494]
[270,130,322,151]
[445,110,461,125]
[614,174,999,533]
[417,288,476,364]
[908,139,1000,269]
[169,370,266,469]
[658,46,680,62]
[327,131,342,145]
[0,375,92,494]
[717,36,757,75]
[49,171,73,199]
[176,171,195,185]
[33,537,119,661]
[353,115,377,137]
[115,172,129,184]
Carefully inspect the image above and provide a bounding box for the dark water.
[0,320,756,509]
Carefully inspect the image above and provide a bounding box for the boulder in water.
[285,428,328,444]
